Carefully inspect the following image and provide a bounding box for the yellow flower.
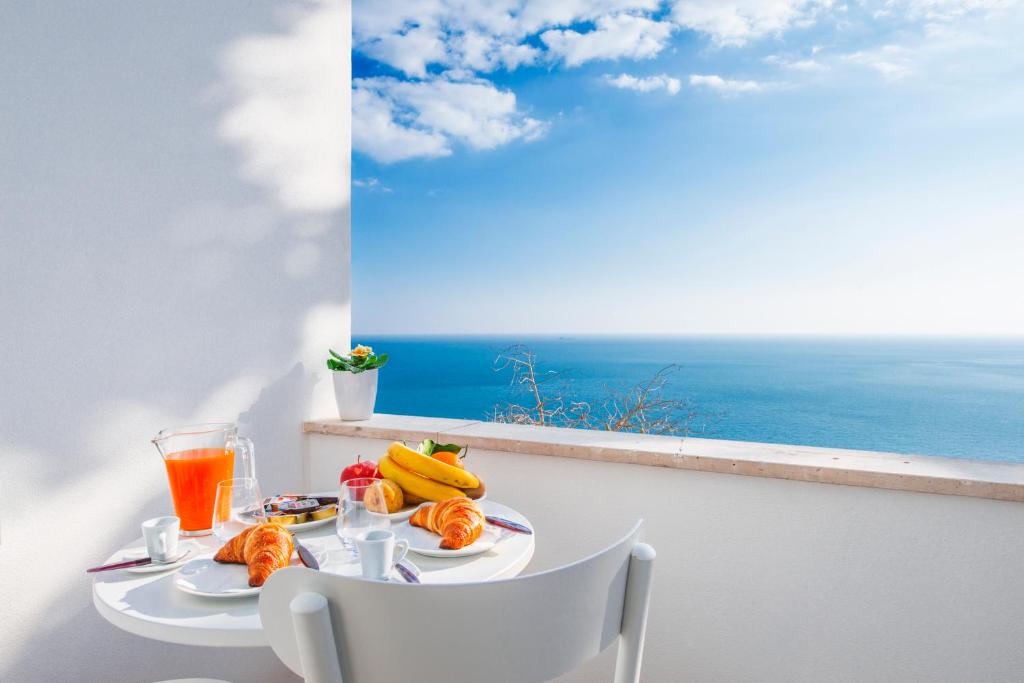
[350,344,373,357]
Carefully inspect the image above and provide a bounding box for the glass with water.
[336,478,390,553]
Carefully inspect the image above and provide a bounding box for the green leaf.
[431,442,463,454]
[418,438,436,455]
[327,348,389,373]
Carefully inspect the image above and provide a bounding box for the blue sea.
[358,337,1024,462]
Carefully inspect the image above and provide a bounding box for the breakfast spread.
[214,523,294,587]
[96,423,535,611]
[410,497,485,550]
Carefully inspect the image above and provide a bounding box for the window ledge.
[303,414,1024,502]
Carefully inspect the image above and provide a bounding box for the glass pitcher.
[152,423,255,536]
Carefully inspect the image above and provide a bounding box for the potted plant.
[327,344,389,420]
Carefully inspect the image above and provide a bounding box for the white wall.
[0,2,350,680]
[309,435,1024,683]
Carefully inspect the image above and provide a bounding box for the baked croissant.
[214,523,294,587]
[410,497,484,550]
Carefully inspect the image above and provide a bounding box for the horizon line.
[351,332,1024,340]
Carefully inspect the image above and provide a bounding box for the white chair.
[260,521,655,683]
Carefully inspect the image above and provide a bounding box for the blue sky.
[350,1,1024,335]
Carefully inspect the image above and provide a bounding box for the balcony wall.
[306,416,1024,683]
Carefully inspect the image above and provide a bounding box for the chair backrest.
[260,521,650,683]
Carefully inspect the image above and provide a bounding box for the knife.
[395,561,420,584]
[295,538,320,570]
[485,516,533,535]
[86,557,153,573]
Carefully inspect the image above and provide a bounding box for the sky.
[350,0,1024,336]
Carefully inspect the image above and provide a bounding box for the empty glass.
[212,477,267,544]
[336,478,390,553]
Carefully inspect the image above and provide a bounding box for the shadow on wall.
[241,362,319,493]
[0,0,350,680]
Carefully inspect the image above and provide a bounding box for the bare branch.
[491,347,709,436]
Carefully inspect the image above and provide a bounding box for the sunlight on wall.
[0,1,351,680]
[219,0,351,214]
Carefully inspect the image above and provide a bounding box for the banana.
[462,479,486,500]
[379,455,466,502]
[387,442,481,489]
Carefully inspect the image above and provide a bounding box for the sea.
[356,336,1024,463]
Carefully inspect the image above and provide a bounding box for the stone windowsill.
[303,414,1024,502]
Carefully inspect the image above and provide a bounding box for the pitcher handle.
[236,436,256,480]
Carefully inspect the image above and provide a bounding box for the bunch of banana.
[379,442,486,503]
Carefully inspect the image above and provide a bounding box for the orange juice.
[163,448,235,532]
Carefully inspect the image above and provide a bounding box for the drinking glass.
[336,478,390,553]
[212,477,267,544]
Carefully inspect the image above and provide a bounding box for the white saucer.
[359,558,423,582]
[123,545,197,574]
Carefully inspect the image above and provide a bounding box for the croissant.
[410,497,484,550]
[213,526,253,564]
[214,523,294,587]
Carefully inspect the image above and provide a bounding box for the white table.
[93,501,535,647]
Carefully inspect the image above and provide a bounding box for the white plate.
[270,516,336,533]
[174,543,323,598]
[241,512,336,533]
[394,515,503,558]
[122,545,197,574]
[388,506,418,522]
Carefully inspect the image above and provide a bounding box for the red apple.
[340,457,381,484]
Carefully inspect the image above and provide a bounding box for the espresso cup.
[355,529,408,581]
[142,516,180,563]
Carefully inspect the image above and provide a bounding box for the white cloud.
[352,85,450,163]
[842,45,914,80]
[353,177,393,193]
[353,77,547,163]
[351,0,1024,164]
[541,14,675,67]
[899,0,1018,23]
[671,0,827,46]
[353,1,668,75]
[689,74,769,93]
[764,54,830,72]
[218,1,347,213]
[351,2,675,163]
[359,24,447,79]
[603,72,682,94]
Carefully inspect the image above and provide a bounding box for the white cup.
[142,516,180,563]
[355,529,408,581]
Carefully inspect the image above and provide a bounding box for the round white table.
[93,500,534,647]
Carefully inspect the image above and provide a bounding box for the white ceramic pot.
[332,368,378,421]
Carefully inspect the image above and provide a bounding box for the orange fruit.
[432,451,464,468]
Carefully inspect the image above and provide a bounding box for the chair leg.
[290,592,344,683]
[614,543,656,683]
